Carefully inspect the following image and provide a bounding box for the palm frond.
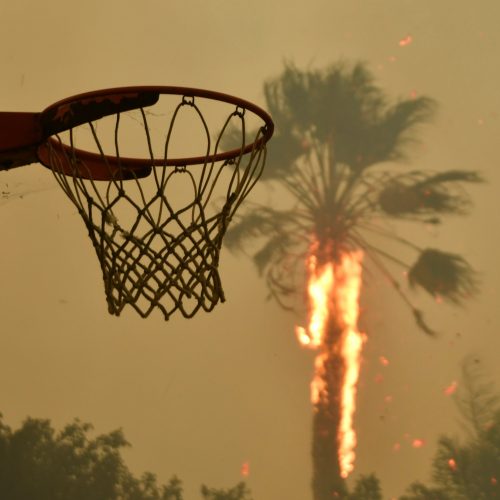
[375,97,437,160]
[224,212,270,252]
[334,96,436,172]
[253,233,292,275]
[218,122,305,182]
[416,170,483,186]
[351,229,440,336]
[265,249,306,309]
[224,207,299,252]
[378,170,482,217]
[412,308,438,337]
[408,249,478,304]
[263,63,314,134]
[257,62,439,185]
[262,131,306,180]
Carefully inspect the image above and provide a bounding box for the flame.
[296,246,365,478]
[295,254,333,348]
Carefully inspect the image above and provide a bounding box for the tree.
[0,413,248,500]
[225,62,480,500]
[400,359,500,499]
[399,482,450,500]
[200,482,253,500]
[0,414,175,500]
[348,474,383,500]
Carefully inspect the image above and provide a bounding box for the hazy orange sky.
[1,1,499,498]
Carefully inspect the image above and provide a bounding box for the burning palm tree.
[224,62,480,500]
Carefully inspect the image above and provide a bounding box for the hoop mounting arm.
[0,90,160,172]
[0,112,42,169]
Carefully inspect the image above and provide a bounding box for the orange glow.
[379,356,389,366]
[240,461,250,477]
[448,458,457,471]
[296,245,365,478]
[399,35,413,47]
[412,438,425,448]
[444,381,458,396]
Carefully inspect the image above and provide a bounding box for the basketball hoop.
[0,87,274,320]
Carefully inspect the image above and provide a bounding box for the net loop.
[181,95,195,106]
[234,106,246,118]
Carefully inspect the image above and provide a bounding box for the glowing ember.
[448,458,457,471]
[379,356,389,366]
[412,438,425,448]
[444,381,458,396]
[240,461,250,477]
[296,246,365,478]
[399,35,413,47]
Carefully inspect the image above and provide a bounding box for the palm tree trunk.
[311,318,348,500]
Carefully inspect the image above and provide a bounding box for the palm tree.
[224,62,480,500]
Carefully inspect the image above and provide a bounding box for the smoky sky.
[0,1,499,498]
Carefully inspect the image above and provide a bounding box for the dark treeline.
[0,414,251,500]
[1,358,498,499]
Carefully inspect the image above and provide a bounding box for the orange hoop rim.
[39,86,274,169]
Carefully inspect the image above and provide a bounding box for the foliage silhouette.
[0,414,249,500]
[200,482,253,500]
[348,474,383,499]
[400,359,500,499]
[399,482,450,500]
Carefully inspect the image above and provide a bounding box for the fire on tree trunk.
[296,244,365,500]
[312,345,348,499]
